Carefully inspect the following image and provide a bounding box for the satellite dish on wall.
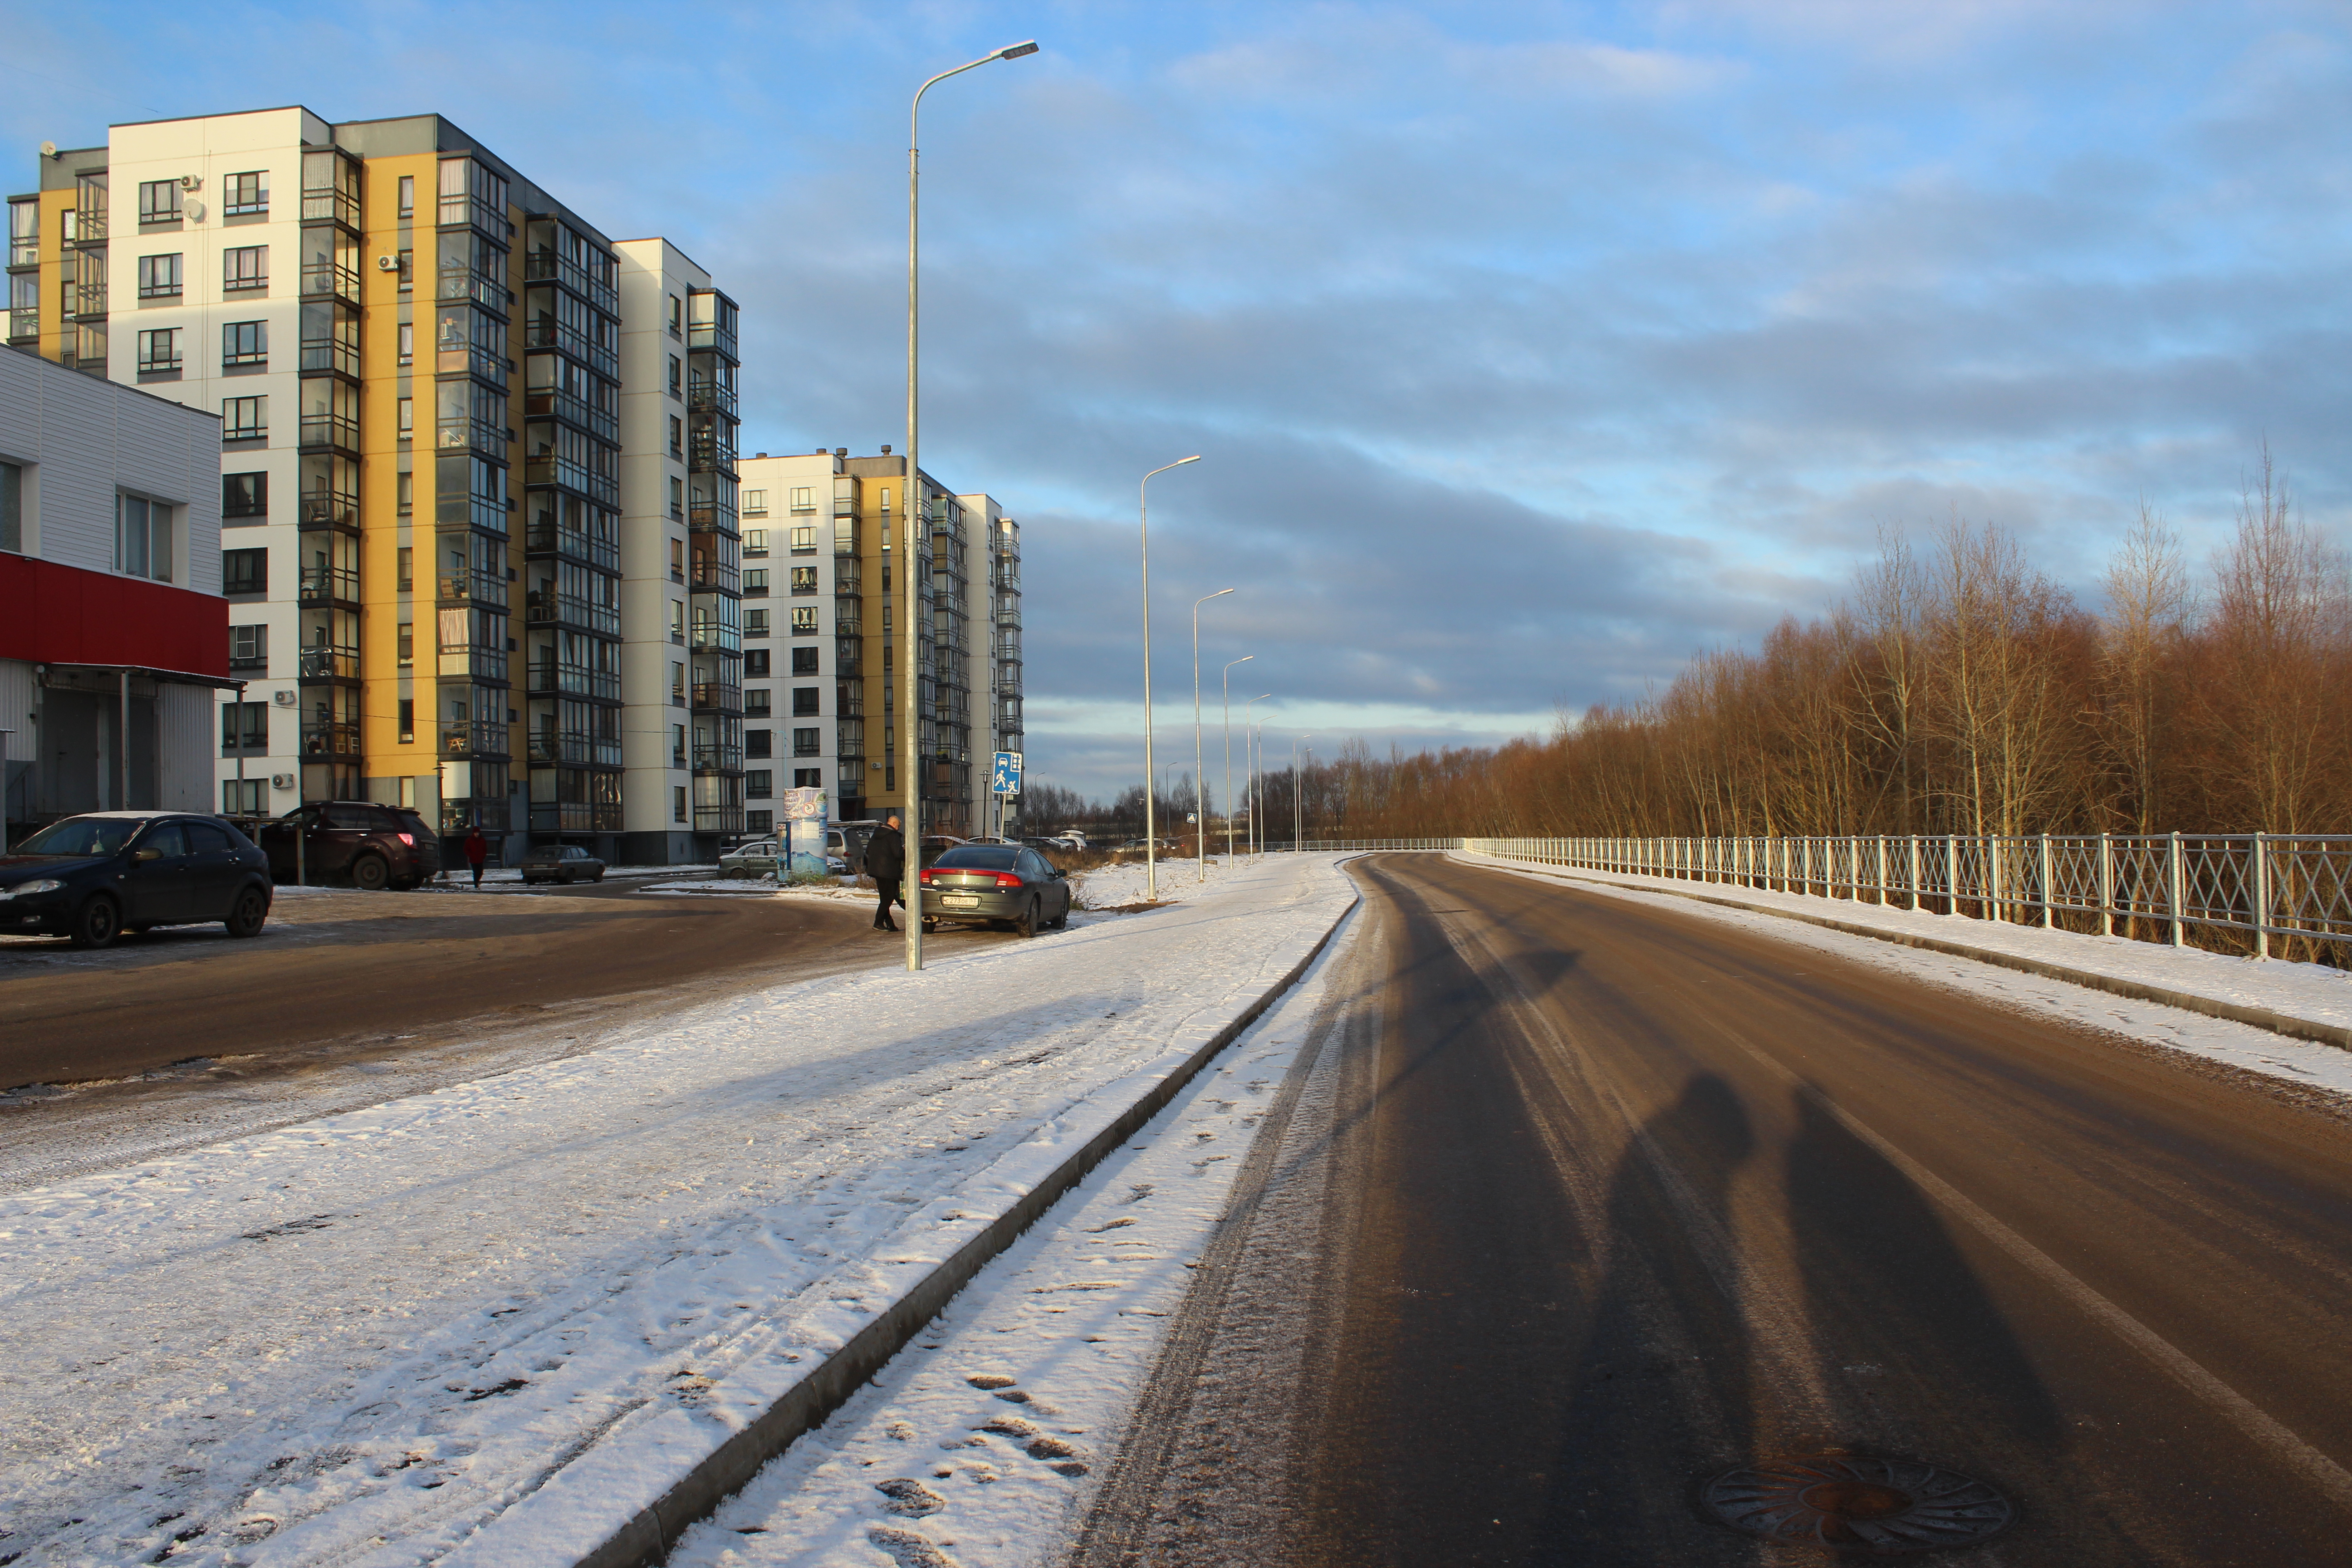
[39,142,57,159]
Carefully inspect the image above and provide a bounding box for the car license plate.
[940,894,980,907]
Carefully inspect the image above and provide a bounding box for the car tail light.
[397,833,414,846]
[995,872,1024,889]
[918,869,935,884]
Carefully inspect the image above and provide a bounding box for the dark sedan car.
[916,844,1072,937]
[518,844,606,885]
[0,811,273,948]
[255,800,441,890]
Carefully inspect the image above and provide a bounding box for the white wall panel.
[158,682,215,810]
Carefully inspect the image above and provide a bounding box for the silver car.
[917,845,1072,937]
[719,839,782,879]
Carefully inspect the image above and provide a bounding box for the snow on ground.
[664,894,1354,1568]
[0,854,1353,1568]
[638,856,1254,919]
[1459,851,2352,1098]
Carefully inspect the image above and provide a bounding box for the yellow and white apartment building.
[8,107,745,862]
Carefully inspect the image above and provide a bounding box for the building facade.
[1,342,232,828]
[9,108,740,862]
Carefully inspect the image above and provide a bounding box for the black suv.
[255,801,442,890]
[0,811,274,948]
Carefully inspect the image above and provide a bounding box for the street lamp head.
[997,40,1041,59]
[1209,587,1235,600]
[1174,454,1201,465]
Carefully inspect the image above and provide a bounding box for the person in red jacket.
[464,824,488,889]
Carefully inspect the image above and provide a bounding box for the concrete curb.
[569,878,1366,1568]
[1455,853,2352,1055]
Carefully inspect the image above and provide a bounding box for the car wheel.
[69,894,122,950]
[351,854,390,892]
[1016,897,1039,939]
[593,870,605,882]
[224,886,270,939]
[1050,897,1069,930]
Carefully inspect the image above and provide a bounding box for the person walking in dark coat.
[866,814,906,932]
[464,824,489,889]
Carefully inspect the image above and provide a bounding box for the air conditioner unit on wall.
[377,255,401,271]
[272,690,297,706]
[179,174,201,191]
[270,774,296,790]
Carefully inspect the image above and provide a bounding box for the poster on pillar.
[781,787,828,877]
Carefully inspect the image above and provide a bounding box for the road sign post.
[991,751,1021,841]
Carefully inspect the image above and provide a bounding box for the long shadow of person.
[1529,1071,1761,1566]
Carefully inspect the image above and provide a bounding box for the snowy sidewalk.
[1456,850,2352,1098]
[0,854,1356,1568]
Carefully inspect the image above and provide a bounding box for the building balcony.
[299,412,360,456]
[301,188,359,232]
[692,743,744,773]
[521,251,618,316]
[527,731,623,768]
[531,799,624,833]
[300,719,360,758]
[301,490,360,532]
[8,308,37,345]
[523,386,617,444]
[439,569,510,611]
[690,682,743,714]
[299,564,359,608]
[524,521,620,573]
[299,645,359,681]
[524,589,618,637]
[300,261,359,306]
[686,375,737,418]
[299,336,359,378]
[441,721,507,758]
[527,662,622,701]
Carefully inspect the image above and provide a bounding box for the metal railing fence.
[1459,833,2352,963]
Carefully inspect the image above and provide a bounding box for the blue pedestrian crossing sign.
[991,750,1023,795]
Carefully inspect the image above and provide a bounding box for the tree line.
[1037,456,2352,844]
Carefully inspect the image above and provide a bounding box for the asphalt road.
[1077,852,2352,1566]
[0,876,932,1089]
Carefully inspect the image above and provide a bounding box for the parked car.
[720,839,781,879]
[0,811,272,948]
[916,844,1072,937]
[518,844,606,885]
[255,800,441,890]
[918,834,969,868]
[833,819,883,875]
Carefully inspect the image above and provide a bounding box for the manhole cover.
[1703,1454,2013,1553]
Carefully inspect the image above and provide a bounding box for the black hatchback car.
[0,811,274,948]
[255,800,441,889]
[916,844,1073,937]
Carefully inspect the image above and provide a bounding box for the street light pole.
[1242,692,1271,858]
[1220,657,1252,863]
[1192,588,1234,881]
[906,37,1039,974]
[1138,455,1200,902]
[1253,715,1269,858]
[1292,734,1311,851]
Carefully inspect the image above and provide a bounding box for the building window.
[745,770,773,799]
[673,786,687,823]
[219,470,265,519]
[793,727,821,757]
[221,319,267,368]
[222,547,267,595]
[746,729,771,759]
[789,608,817,635]
[745,648,772,677]
[224,170,269,216]
[116,495,175,582]
[229,624,268,672]
[397,397,413,438]
[669,538,686,582]
[397,545,413,589]
[397,174,416,216]
[668,356,682,398]
[792,686,821,717]
[397,622,414,667]
[397,697,415,743]
[669,476,684,519]
[668,294,682,338]
[668,416,683,458]
[746,810,774,834]
[743,489,766,516]
[223,245,267,291]
[0,461,19,554]
[670,600,686,643]
[745,608,771,637]
[791,647,819,676]
[137,253,182,298]
[743,569,768,597]
[222,396,267,442]
[397,473,413,516]
[744,529,767,558]
[223,778,265,815]
[396,249,412,292]
[137,328,181,373]
[138,180,182,224]
[397,321,413,366]
[790,486,813,512]
[221,700,268,753]
[791,526,815,554]
[789,567,818,596]
[794,768,823,789]
[671,663,686,706]
[744,689,771,716]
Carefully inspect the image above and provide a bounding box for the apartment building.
[8,108,740,862]
[1,342,232,824]
[959,491,1024,839]
[734,451,846,837]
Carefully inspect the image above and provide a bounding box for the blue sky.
[12,2,2349,800]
